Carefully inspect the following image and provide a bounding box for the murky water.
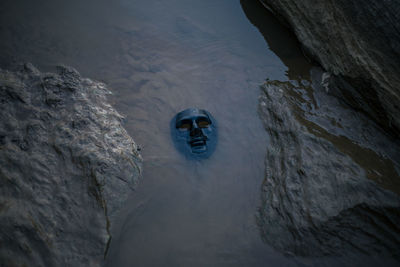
[97,1,297,265]
[0,0,302,265]
[2,0,398,266]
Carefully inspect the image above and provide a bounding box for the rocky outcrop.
[252,0,400,261]
[0,64,142,266]
[259,0,400,136]
[257,68,400,261]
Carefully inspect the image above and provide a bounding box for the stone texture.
[259,0,400,136]
[257,69,400,261]
[0,64,142,266]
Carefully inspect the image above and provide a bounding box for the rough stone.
[257,70,400,262]
[0,64,142,266]
[259,0,400,136]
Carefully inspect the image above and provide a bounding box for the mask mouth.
[189,136,208,153]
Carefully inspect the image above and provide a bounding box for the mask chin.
[171,108,217,159]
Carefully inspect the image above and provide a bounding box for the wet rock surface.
[0,64,142,266]
[259,0,400,136]
[258,68,400,264]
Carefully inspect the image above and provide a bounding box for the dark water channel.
[0,0,299,265]
[1,0,399,266]
[97,1,299,265]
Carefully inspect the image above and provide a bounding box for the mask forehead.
[175,108,211,127]
[176,108,209,120]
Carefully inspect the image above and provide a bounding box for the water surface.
[0,0,351,266]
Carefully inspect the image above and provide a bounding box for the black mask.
[171,108,217,159]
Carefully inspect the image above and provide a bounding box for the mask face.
[171,108,217,159]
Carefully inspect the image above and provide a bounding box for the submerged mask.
[171,108,217,159]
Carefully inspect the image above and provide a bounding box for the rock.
[259,0,400,136]
[0,64,142,266]
[257,69,400,261]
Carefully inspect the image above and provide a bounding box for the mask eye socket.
[177,120,192,131]
[197,119,210,128]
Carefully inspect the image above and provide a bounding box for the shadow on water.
[240,0,313,81]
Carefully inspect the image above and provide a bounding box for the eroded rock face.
[257,69,400,262]
[0,64,142,266]
[259,0,400,136]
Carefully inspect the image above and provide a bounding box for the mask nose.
[190,121,203,137]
